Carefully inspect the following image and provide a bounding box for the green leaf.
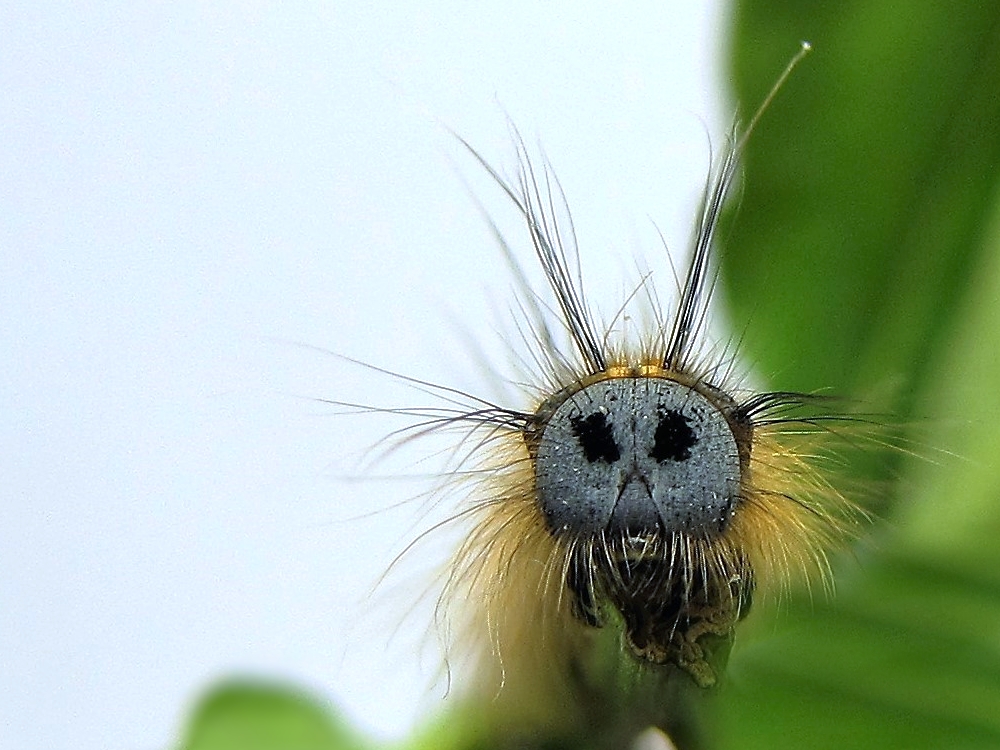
[716,3,1000,748]
[177,681,369,750]
[723,1,1000,412]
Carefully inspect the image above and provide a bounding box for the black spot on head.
[570,411,620,463]
[650,407,697,462]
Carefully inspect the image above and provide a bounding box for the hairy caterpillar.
[344,43,869,749]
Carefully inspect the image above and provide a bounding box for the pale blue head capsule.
[534,378,742,537]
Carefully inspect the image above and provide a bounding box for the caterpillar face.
[532,376,748,538]
[528,373,755,678]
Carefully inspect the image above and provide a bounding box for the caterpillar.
[347,43,868,749]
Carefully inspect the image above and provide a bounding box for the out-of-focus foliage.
[717,2,1000,748]
[178,682,370,750]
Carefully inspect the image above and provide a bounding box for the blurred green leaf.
[723,1,1000,412]
[717,2,1000,748]
[178,681,369,750]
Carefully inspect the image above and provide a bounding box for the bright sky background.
[2,3,728,749]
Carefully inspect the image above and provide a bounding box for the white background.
[1,3,727,749]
